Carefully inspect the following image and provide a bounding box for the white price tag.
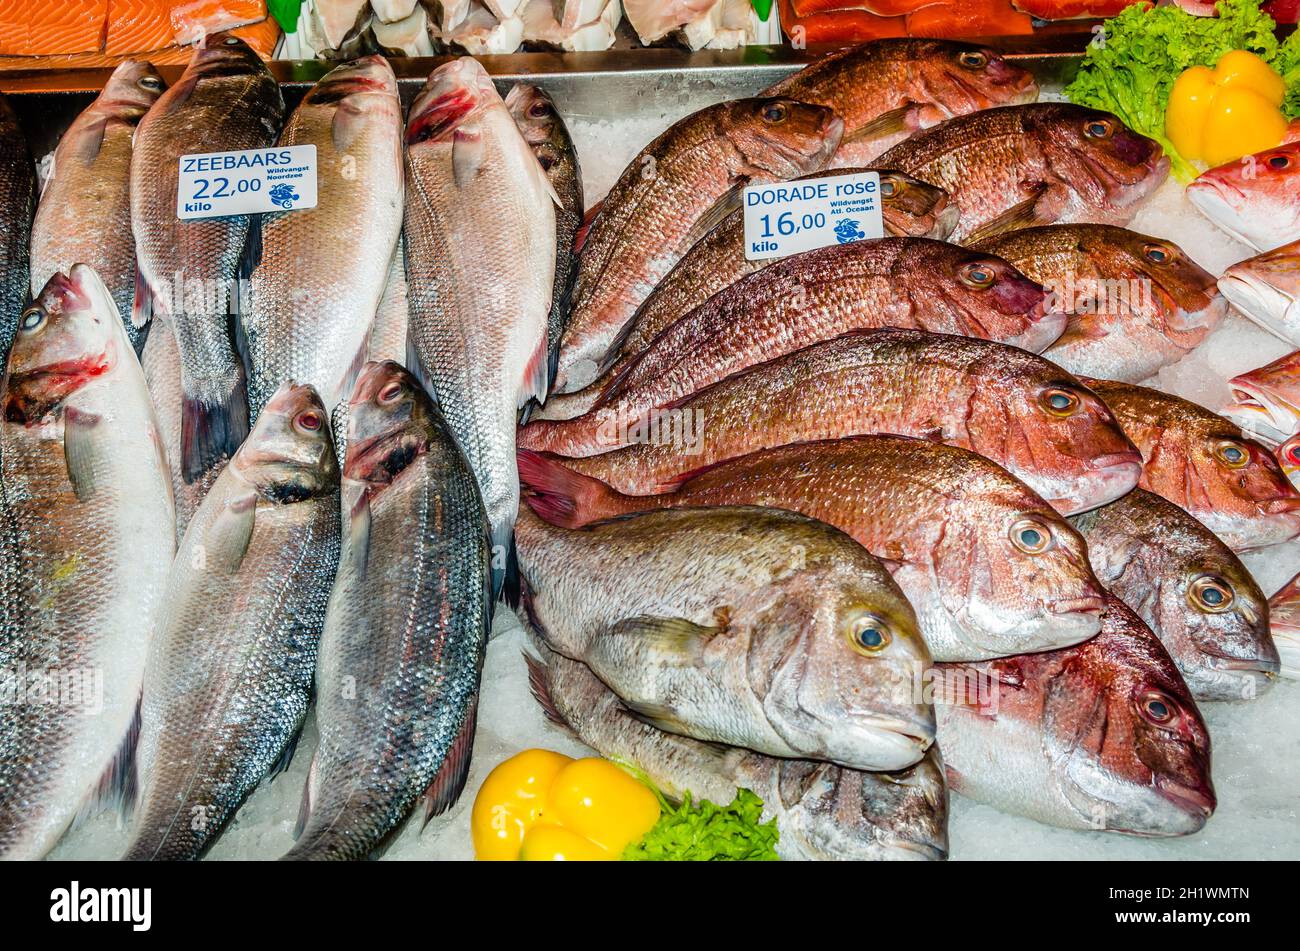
[742,171,884,262]
[176,144,318,220]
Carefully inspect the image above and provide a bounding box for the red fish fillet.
[0,1,107,56]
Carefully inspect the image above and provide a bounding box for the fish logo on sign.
[269,183,299,209]
[834,218,866,244]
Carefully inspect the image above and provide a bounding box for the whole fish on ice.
[0,266,174,859]
[126,384,340,860]
[1187,142,1300,251]
[520,435,1105,662]
[516,505,934,770]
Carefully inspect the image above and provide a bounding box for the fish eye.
[1268,154,1291,170]
[294,410,323,433]
[1286,442,1300,467]
[1137,690,1178,727]
[1039,387,1080,417]
[1144,243,1172,264]
[847,615,891,654]
[761,102,788,124]
[1010,518,1053,554]
[1084,119,1113,139]
[138,75,162,92]
[224,36,241,46]
[378,381,404,404]
[879,175,901,199]
[19,307,46,333]
[529,101,551,119]
[960,262,997,289]
[958,51,988,69]
[1213,440,1249,468]
[1189,575,1234,613]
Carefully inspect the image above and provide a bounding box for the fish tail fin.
[181,370,249,483]
[74,696,141,831]
[523,649,568,729]
[516,449,625,528]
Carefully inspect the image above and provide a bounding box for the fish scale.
[0,93,35,356]
[0,266,174,859]
[125,383,340,861]
[241,55,404,427]
[284,362,491,861]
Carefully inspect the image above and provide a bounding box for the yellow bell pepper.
[471,749,661,861]
[1166,50,1288,168]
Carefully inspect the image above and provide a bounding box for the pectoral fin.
[961,189,1049,245]
[607,616,720,664]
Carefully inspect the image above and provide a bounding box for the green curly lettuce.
[1064,0,1284,181]
[623,789,780,861]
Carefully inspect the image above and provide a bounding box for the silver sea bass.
[126,383,340,860]
[0,266,174,859]
[283,361,491,860]
[242,55,404,424]
[403,57,556,595]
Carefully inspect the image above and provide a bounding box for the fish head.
[100,60,166,115]
[726,97,845,181]
[743,556,935,772]
[505,83,561,150]
[918,243,1067,351]
[774,748,948,861]
[344,360,436,486]
[1226,349,1300,443]
[1174,420,1300,549]
[1217,240,1300,340]
[876,171,958,239]
[941,494,1105,656]
[1268,572,1300,679]
[1033,106,1169,213]
[3,266,121,425]
[406,56,498,148]
[233,382,338,500]
[1149,543,1279,700]
[186,32,264,74]
[1043,598,1215,835]
[1187,145,1300,250]
[304,55,401,152]
[904,42,1038,125]
[970,364,1141,515]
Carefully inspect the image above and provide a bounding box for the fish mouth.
[1054,453,1143,514]
[1187,178,1263,249]
[1225,382,1299,441]
[877,835,947,862]
[1048,595,1107,617]
[1009,305,1069,354]
[1218,271,1297,338]
[928,202,961,240]
[1153,778,1216,822]
[849,713,937,768]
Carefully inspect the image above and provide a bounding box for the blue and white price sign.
[742,171,885,261]
[176,144,318,220]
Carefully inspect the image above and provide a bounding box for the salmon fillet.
[105,0,175,55]
[0,0,107,56]
[170,0,267,44]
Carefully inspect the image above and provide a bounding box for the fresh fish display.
[973,225,1226,382]
[527,642,949,860]
[551,329,1140,516]
[403,57,554,593]
[760,38,1038,168]
[130,33,284,485]
[1268,572,1300,679]
[518,238,1064,458]
[0,266,174,859]
[1217,239,1300,345]
[241,56,403,424]
[873,104,1169,245]
[1072,490,1278,701]
[1224,348,1300,442]
[935,597,1215,835]
[520,435,1105,662]
[1087,379,1300,551]
[126,384,340,861]
[505,83,583,380]
[1186,142,1300,252]
[29,61,164,354]
[516,506,934,771]
[285,362,491,860]
[554,96,844,393]
[0,92,36,354]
